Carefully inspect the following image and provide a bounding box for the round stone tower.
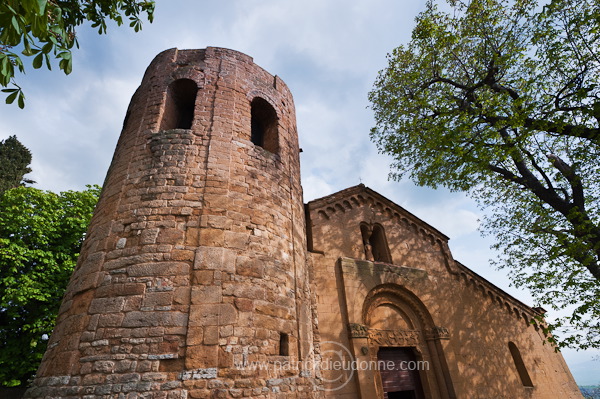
[26,47,321,398]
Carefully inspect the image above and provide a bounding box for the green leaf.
[17,92,25,109]
[0,185,100,385]
[10,16,21,35]
[59,58,72,75]
[36,0,47,15]
[57,51,71,61]
[32,53,43,69]
[5,90,18,104]
[1,0,155,108]
[41,42,53,54]
[22,38,33,56]
[369,0,600,350]
[0,56,10,77]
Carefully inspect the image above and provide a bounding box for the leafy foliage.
[369,0,600,349]
[0,0,155,107]
[0,135,34,194]
[0,185,100,387]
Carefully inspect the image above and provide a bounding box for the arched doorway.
[359,284,455,399]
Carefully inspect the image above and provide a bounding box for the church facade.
[306,184,581,398]
[25,48,582,399]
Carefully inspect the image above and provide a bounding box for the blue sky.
[0,0,597,384]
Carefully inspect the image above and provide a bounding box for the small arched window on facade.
[508,342,534,387]
[250,97,279,153]
[161,79,198,130]
[360,223,392,263]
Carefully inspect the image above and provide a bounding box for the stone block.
[191,270,214,285]
[142,291,174,308]
[189,303,237,326]
[128,262,189,277]
[93,360,115,373]
[186,327,204,346]
[220,325,234,338]
[185,345,219,369]
[173,287,191,305]
[97,313,125,327]
[234,298,254,312]
[191,286,222,304]
[140,228,159,244]
[198,228,224,246]
[203,215,230,229]
[123,295,143,312]
[255,303,292,320]
[70,271,102,295]
[185,227,201,246]
[171,249,195,261]
[222,284,265,300]
[224,231,248,249]
[203,326,219,345]
[157,228,185,244]
[122,311,188,328]
[235,256,264,278]
[193,246,235,272]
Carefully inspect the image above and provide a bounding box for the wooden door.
[377,347,424,399]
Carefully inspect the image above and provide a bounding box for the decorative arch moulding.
[454,261,544,330]
[348,323,450,343]
[309,184,450,250]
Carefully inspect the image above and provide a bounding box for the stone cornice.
[306,184,449,244]
[454,261,544,329]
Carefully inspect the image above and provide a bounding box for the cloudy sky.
[0,0,597,383]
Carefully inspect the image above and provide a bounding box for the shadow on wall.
[305,185,580,398]
[0,387,27,399]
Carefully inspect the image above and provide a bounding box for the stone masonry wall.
[305,185,582,399]
[25,48,322,399]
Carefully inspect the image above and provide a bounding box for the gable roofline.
[306,184,545,325]
[454,260,543,318]
[306,183,449,242]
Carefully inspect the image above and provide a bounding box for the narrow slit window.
[360,223,392,263]
[508,342,534,387]
[251,97,279,153]
[279,333,289,356]
[161,79,198,130]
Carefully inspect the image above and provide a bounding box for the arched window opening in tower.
[161,79,198,130]
[360,223,392,263]
[251,97,279,153]
[508,342,534,387]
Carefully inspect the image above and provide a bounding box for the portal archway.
[358,284,455,399]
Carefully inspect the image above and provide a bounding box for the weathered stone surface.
[122,311,188,328]
[306,184,583,398]
[88,297,125,314]
[235,256,264,278]
[193,246,235,272]
[189,304,237,326]
[191,286,222,304]
[25,47,319,399]
[128,262,189,277]
[24,46,580,399]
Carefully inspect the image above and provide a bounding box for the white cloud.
[302,175,333,203]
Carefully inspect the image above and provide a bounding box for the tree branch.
[521,145,556,193]
[546,153,585,210]
[481,114,600,141]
